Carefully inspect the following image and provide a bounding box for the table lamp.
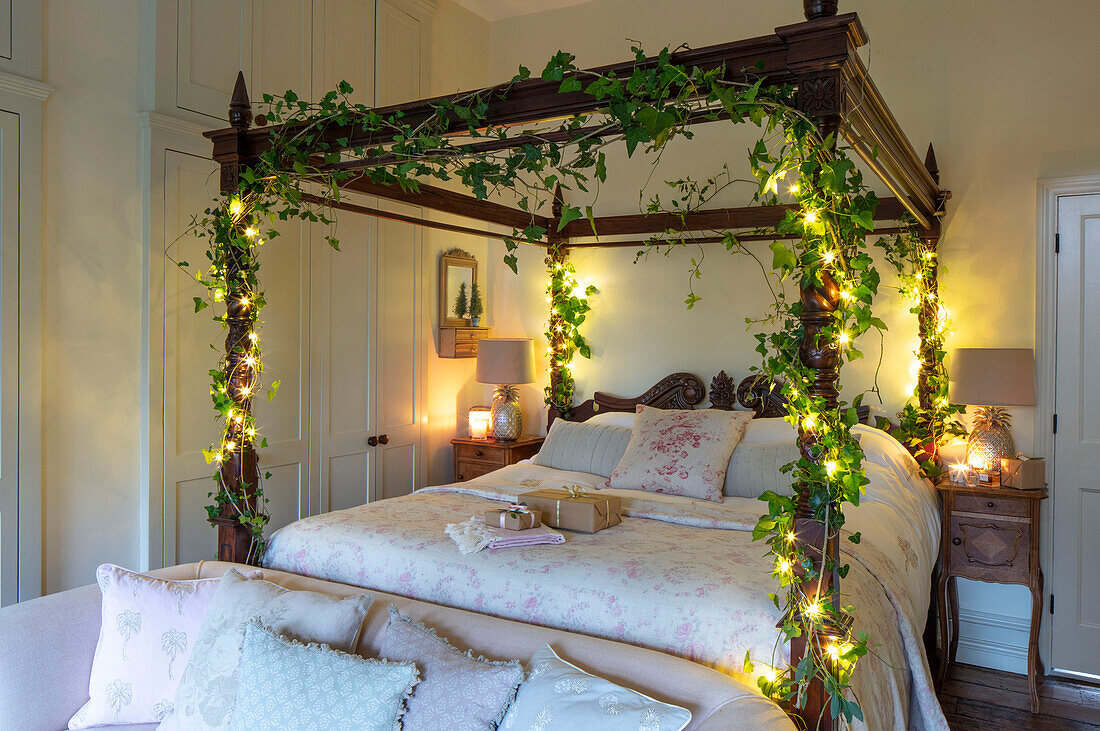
[476,338,536,441]
[949,348,1036,473]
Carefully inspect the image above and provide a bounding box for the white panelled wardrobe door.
[162,151,222,566]
[312,210,376,514]
[1052,193,1100,679]
[373,203,423,500]
[0,110,19,606]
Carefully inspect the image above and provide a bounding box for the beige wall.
[484,0,1100,672]
[43,0,145,592]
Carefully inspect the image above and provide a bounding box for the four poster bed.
[203,2,949,729]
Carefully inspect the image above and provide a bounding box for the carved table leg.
[1029,568,1045,712]
[936,569,950,690]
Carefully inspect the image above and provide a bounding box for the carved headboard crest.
[552,370,789,427]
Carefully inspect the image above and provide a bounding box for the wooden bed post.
[546,186,570,427]
[788,2,845,729]
[208,71,262,566]
[916,144,941,412]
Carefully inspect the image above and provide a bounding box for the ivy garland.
[876,227,967,477]
[174,42,955,723]
[544,250,597,415]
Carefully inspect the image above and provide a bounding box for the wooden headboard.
[549,370,789,427]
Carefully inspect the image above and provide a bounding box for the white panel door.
[0,110,18,606]
[252,0,311,106]
[376,0,422,107]
[161,150,222,566]
[1053,193,1100,678]
[176,0,253,120]
[374,203,423,500]
[311,211,376,513]
[314,0,375,106]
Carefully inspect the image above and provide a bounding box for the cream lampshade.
[476,338,536,441]
[950,348,1036,473]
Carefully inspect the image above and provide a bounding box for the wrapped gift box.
[484,507,542,531]
[1000,457,1045,490]
[519,487,621,533]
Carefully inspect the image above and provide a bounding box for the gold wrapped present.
[484,504,541,531]
[519,485,621,533]
[1000,457,1045,490]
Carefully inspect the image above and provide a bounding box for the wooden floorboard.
[938,664,1100,730]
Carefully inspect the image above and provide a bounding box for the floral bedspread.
[264,427,947,731]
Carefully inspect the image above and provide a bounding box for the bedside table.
[934,480,1048,710]
[451,435,544,482]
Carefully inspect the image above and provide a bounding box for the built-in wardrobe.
[146,0,434,569]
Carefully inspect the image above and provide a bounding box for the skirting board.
[955,608,1030,675]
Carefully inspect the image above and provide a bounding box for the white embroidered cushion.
[500,645,691,731]
[606,406,755,502]
[157,569,373,731]
[67,564,249,728]
[533,420,633,478]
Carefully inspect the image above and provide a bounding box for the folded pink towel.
[445,517,565,555]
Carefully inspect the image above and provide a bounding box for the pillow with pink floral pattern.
[605,405,754,502]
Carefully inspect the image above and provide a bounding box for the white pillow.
[740,417,795,443]
[158,569,373,730]
[584,411,636,429]
[723,441,800,499]
[534,420,633,478]
[501,645,691,731]
[607,406,754,502]
[67,565,256,728]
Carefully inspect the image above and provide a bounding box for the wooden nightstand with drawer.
[451,435,544,483]
[934,480,1048,710]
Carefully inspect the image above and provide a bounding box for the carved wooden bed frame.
[204,2,947,727]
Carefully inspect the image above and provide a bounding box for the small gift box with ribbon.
[484,503,542,531]
[1000,456,1045,490]
[518,485,621,533]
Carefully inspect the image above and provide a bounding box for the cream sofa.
[0,561,793,730]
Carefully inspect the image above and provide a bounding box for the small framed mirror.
[440,248,478,328]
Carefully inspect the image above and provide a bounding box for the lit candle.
[949,462,970,486]
[468,407,491,440]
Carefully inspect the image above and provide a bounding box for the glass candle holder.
[468,406,491,439]
[949,462,978,487]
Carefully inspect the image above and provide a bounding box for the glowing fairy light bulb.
[789,184,800,195]
[840,289,854,301]
[244,227,258,238]
[234,415,244,424]
[243,356,257,368]
[826,460,838,476]
[802,415,815,430]
[821,250,835,264]
[229,198,243,217]
[777,558,791,573]
[247,427,256,437]
[239,385,252,397]
[213,452,224,462]
[804,601,821,619]
[804,210,819,224]
[248,332,258,342]
[786,531,796,542]
[225,441,236,451]
[826,644,841,661]
[239,297,250,307]
[838,332,850,345]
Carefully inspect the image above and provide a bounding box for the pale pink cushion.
[67,564,257,728]
[606,406,754,502]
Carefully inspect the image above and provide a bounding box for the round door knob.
[475,449,484,457]
[368,436,378,446]
[458,474,465,481]
[986,501,995,508]
[952,537,961,545]
[379,434,390,445]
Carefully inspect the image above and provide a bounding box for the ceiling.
[452,0,596,21]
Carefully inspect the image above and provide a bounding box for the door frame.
[1035,174,1100,680]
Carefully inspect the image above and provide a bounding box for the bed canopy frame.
[204,2,947,727]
